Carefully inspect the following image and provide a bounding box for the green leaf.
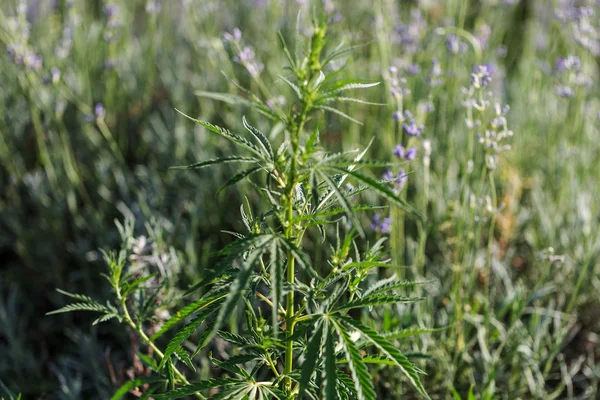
[332,294,424,312]
[318,170,364,238]
[363,277,433,297]
[110,377,165,400]
[151,292,228,340]
[270,240,284,338]
[153,378,243,399]
[277,31,297,72]
[338,316,429,399]
[173,346,196,372]
[315,105,363,125]
[329,167,424,220]
[242,116,274,160]
[171,156,260,170]
[323,326,337,400]
[331,317,376,400]
[217,166,263,195]
[278,75,302,99]
[121,273,158,297]
[205,243,272,347]
[298,320,324,399]
[158,301,220,370]
[175,109,264,157]
[382,326,448,340]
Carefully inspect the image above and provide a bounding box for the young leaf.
[323,326,338,400]
[331,317,376,400]
[338,316,429,398]
[171,156,260,170]
[242,116,274,160]
[151,292,227,340]
[332,294,424,312]
[298,320,324,399]
[153,378,243,400]
[328,166,424,220]
[270,240,284,337]
[158,301,220,370]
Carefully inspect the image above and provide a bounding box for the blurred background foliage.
[0,0,599,398]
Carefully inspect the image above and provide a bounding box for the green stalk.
[119,297,205,400]
[283,100,309,394]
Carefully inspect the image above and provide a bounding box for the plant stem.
[120,297,205,400]
[283,99,310,394]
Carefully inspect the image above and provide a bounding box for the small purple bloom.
[103,4,118,19]
[392,111,401,121]
[393,144,405,158]
[405,147,417,161]
[95,103,106,119]
[380,217,392,234]
[51,67,60,83]
[382,169,394,181]
[470,64,492,88]
[403,120,424,137]
[406,63,421,75]
[395,170,407,186]
[371,214,381,230]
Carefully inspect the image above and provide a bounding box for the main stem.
[284,101,309,394]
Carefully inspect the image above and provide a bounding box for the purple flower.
[470,64,492,88]
[393,144,405,158]
[392,111,401,121]
[382,169,394,181]
[406,63,421,75]
[103,4,118,19]
[405,147,417,161]
[51,67,60,83]
[403,120,424,137]
[395,170,407,186]
[224,27,242,42]
[95,103,106,119]
[555,55,581,73]
[371,214,381,230]
[446,34,467,54]
[380,217,392,234]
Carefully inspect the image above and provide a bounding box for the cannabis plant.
[49,18,430,399]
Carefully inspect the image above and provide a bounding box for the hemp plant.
[48,18,430,400]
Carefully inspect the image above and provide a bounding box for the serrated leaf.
[363,277,433,297]
[298,320,324,399]
[278,75,302,99]
[315,105,363,125]
[323,326,337,400]
[270,240,284,338]
[173,346,196,372]
[332,294,424,312]
[383,326,448,340]
[217,330,255,346]
[204,243,272,347]
[171,156,260,170]
[242,116,274,160]
[153,378,244,400]
[338,316,429,398]
[331,317,376,400]
[329,167,424,220]
[318,170,365,238]
[110,377,165,400]
[175,109,264,158]
[217,166,263,195]
[151,292,228,340]
[46,302,114,316]
[158,301,220,369]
